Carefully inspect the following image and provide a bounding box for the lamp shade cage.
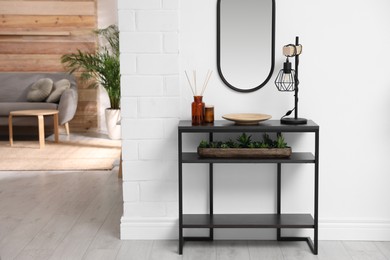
[274,58,297,92]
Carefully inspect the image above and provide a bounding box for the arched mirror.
[217,0,275,93]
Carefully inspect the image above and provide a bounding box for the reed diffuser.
[185,70,213,125]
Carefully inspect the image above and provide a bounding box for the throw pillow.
[27,78,53,102]
[46,79,71,103]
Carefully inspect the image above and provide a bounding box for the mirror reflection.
[217,0,275,92]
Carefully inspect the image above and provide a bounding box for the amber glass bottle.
[191,96,205,125]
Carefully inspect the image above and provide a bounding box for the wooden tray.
[222,113,271,125]
[198,147,292,158]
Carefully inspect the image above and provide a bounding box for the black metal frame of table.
[178,120,319,255]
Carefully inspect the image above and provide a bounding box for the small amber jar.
[204,105,214,123]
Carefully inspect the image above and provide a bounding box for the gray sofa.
[0,72,78,139]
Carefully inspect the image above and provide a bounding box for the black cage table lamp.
[275,36,307,125]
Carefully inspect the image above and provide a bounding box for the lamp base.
[281,117,307,125]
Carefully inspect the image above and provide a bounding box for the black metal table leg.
[178,130,183,254]
[314,129,320,254]
[277,162,281,240]
[209,132,214,240]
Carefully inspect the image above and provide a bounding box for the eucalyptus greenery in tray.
[198,133,288,149]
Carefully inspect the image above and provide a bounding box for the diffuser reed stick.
[185,69,213,96]
[201,70,213,96]
[184,70,195,96]
[193,70,197,96]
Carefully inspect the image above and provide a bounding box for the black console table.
[178,120,319,254]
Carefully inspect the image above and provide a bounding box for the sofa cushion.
[46,79,71,103]
[0,72,77,102]
[0,102,58,116]
[27,78,53,102]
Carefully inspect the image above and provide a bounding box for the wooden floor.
[1,169,390,260]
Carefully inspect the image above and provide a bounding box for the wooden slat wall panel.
[78,89,97,102]
[0,54,64,71]
[0,0,98,131]
[0,42,95,54]
[0,15,95,29]
[77,101,98,115]
[70,115,98,131]
[0,31,96,42]
[0,1,95,15]
[2,0,93,1]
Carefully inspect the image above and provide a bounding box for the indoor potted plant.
[61,24,121,139]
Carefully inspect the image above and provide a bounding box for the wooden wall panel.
[0,54,64,71]
[0,15,95,29]
[0,1,95,15]
[70,115,98,131]
[0,0,98,131]
[0,42,95,54]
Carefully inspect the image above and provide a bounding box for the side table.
[9,109,59,149]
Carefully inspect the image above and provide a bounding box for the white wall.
[118,0,180,239]
[120,0,390,240]
[98,0,118,28]
[97,0,118,133]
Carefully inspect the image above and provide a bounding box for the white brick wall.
[164,76,180,96]
[121,140,139,161]
[124,202,166,217]
[137,54,179,75]
[136,11,178,32]
[138,97,180,118]
[162,118,179,139]
[121,119,164,139]
[163,33,179,53]
[122,76,164,97]
[122,161,177,181]
[123,182,140,202]
[162,0,179,10]
[120,33,162,53]
[120,54,136,74]
[138,140,177,160]
[120,97,137,118]
[119,0,180,239]
[118,10,135,31]
[118,0,161,10]
[140,181,177,202]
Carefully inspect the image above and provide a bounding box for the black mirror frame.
[217,0,276,93]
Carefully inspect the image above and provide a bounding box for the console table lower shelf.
[181,213,316,253]
[182,213,314,228]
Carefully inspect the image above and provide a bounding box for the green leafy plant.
[199,140,209,148]
[61,25,120,109]
[237,133,252,148]
[262,133,273,147]
[276,134,288,148]
[226,139,239,148]
[198,133,289,149]
[259,142,270,148]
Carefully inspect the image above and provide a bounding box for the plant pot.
[105,108,121,140]
[198,147,292,158]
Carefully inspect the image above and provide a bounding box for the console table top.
[178,119,319,132]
